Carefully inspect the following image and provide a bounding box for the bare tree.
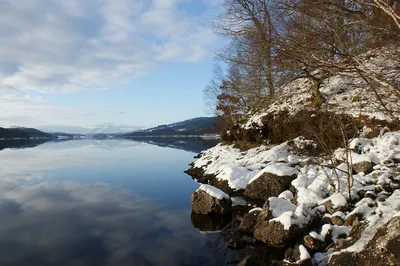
[214,0,278,96]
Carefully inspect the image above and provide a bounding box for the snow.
[320,224,333,239]
[348,132,400,165]
[271,211,294,230]
[331,226,350,242]
[192,140,303,190]
[321,194,348,209]
[268,197,296,218]
[239,48,400,134]
[271,204,325,230]
[309,231,325,242]
[297,187,323,206]
[249,207,263,213]
[197,184,229,200]
[351,153,372,164]
[299,245,311,261]
[263,164,298,177]
[249,164,298,184]
[278,190,294,201]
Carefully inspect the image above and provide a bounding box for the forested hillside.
[125,117,224,137]
[0,127,53,140]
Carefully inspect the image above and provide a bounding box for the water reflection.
[0,182,227,266]
[0,139,50,151]
[0,137,219,154]
[125,137,219,153]
[0,139,242,266]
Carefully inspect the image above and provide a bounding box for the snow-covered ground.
[242,48,400,130]
[191,131,400,265]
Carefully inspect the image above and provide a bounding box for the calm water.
[0,138,238,266]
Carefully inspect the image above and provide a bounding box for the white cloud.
[0,0,218,94]
[0,0,221,127]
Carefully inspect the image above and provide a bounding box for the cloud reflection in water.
[0,181,226,266]
[0,139,228,266]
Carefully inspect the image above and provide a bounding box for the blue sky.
[0,0,223,129]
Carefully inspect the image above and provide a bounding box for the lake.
[0,138,243,266]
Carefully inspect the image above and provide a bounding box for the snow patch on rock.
[197,184,230,200]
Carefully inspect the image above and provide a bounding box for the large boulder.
[328,217,400,266]
[244,171,297,201]
[254,220,305,248]
[190,185,232,214]
[254,205,324,247]
[356,216,400,265]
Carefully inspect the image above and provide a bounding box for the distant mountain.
[0,127,53,140]
[38,124,143,135]
[87,124,142,134]
[124,117,224,137]
[38,125,88,134]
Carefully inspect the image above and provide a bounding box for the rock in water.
[190,189,232,214]
[244,172,297,201]
[190,212,231,231]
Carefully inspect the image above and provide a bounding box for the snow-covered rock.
[187,129,400,265]
[190,185,232,214]
[244,170,297,201]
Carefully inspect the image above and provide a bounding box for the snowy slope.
[243,47,400,130]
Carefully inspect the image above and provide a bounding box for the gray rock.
[244,172,297,201]
[352,161,373,174]
[190,190,232,214]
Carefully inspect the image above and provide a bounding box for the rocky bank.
[185,50,400,266]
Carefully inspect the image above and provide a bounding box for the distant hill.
[0,127,53,140]
[124,117,224,137]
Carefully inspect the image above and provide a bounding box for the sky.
[0,0,223,129]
